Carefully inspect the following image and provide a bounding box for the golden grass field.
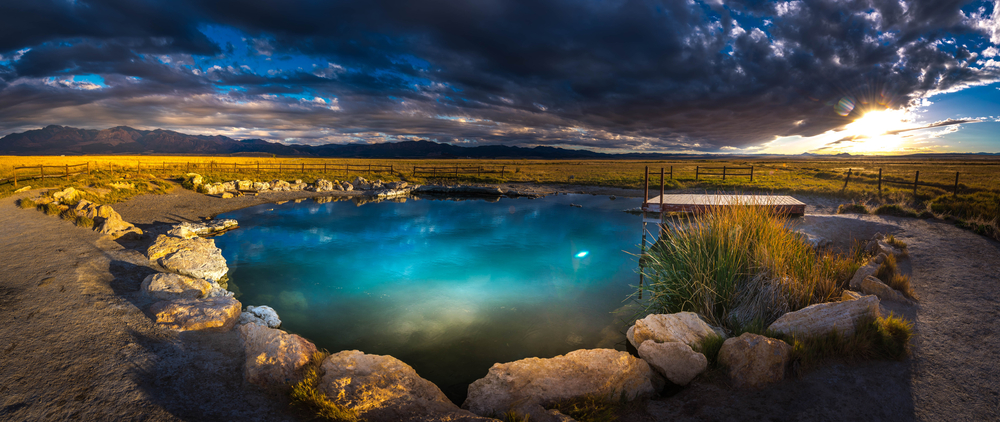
[2,155,999,237]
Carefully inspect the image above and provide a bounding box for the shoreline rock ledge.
[462,349,663,422]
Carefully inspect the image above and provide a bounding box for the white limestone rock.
[238,323,316,390]
[246,305,281,328]
[628,312,722,349]
[718,333,791,389]
[767,295,880,338]
[141,273,213,300]
[320,350,492,422]
[637,340,707,385]
[147,234,228,282]
[463,349,662,422]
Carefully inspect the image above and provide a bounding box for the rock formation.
[149,296,241,331]
[767,295,880,338]
[319,350,491,422]
[463,349,661,422]
[147,234,228,282]
[140,273,213,300]
[718,333,792,389]
[637,340,708,385]
[860,275,914,305]
[627,312,722,349]
[237,323,316,390]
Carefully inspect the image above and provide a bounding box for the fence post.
[301,163,305,173]
[13,168,17,187]
[669,165,673,180]
[501,166,505,177]
[722,166,727,180]
[391,164,394,173]
[137,161,140,173]
[187,162,190,173]
[878,168,882,197]
[954,172,960,197]
[412,167,416,177]
[695,166,699,180]
[750,166,754,182]
[87,162,91,175]
[369,164,372,176]
[40,165,44,180]
[913,171,919,197]
[842,168,852,192]
[643,166,649,204]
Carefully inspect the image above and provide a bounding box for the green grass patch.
[548,394,622,422]
[18,198,36,209]
[872,204,919,218]
[787,314,913,371]
[289,351,357,422]
[637,204,853,333]
[59,208,77,221]
[883,234,907,250]
[75,215,94,229]
[693,333,726,368]
[837,203,870,214]
[43,203,61,216]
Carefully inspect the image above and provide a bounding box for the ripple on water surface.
[214,193,644,403]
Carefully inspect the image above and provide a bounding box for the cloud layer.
[0,0,998,151]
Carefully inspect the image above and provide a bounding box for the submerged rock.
[627,312,722,349]
[320,350,491,422]
[718,333,791,389]
[637,340,707,386]
[149,296,241,332]
[238,323,316,390]
[141,273,213,300]
[463,349,661,422]
[147,234,228,282]
[245,305,281,328]
[767,295,880,338]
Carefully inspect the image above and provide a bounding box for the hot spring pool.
[214,193,644,402]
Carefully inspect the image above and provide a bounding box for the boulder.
[221,192,235,199]
[841,290,863,301]
[235,180,253,190]
[149,296,241,331]
[184,173,203,186]
[97,212,143,240]
[867,236,902,257]
[341,182,353,191]
[141,273,213,300]
[205,284,235,298]
[14,185,31,193]
[627,312,721,349]
[385,181,408,190]
[794,230,831,249]
[167,219,238,238]
[860,275,914,305]
[637,340,707,385]
[253,181,270,191]
[718,333,792,389]
[320,350,492,422]
[463,349,661,422]
[315,179,335,192]
[767,295,880,338]
[147,234,228,282]
[238,323,316,389]
[245,305,281,328]
[848,253,887,290]
[74,201,116,222]
[352,176,371,190]
[52,187,81,203]
[109,182,134,190]
[238,311,266,326]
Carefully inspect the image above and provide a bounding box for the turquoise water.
[215,193,643,402]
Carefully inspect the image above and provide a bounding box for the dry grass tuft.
[289,351,357,422]
[787,314,913,371]
[837,203,870,214]
[75,215,94,229]
[18,198,36,209]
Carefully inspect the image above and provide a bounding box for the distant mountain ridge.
[1,125,998,159]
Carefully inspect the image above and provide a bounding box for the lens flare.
[834,96,856,116]
[575,251,589,258]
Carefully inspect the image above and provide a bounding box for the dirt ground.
[1,181,998,421]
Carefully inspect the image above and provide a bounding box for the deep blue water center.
[214,193,643,402]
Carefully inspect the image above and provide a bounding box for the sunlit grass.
[289,351,358,422]
[636,203,855,333]
[786,314,913,372]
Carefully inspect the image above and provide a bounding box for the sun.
[840,109,913,153]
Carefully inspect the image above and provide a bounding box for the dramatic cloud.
[0,0,998,152]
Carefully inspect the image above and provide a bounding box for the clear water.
[214,193,644,403]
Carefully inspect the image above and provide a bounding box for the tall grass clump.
[289,351,357,422]
[787,314,913,370]
[637,203,848,333]
[18,198,36,209]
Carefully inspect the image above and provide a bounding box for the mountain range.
[1,125,998,159]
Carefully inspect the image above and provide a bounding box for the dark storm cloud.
[0,0,998,151]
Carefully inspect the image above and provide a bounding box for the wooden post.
[722,166,727,180]
[878,168,882,197]
[643,166,649,207]
[750,166,754,182]
[301,163,305,173]
[695,166,699,180]
[659,168,665,222]
[13,168,17,187]
[87,162,90,175]
[501,166,505,177]
[391,164,394,173]
[842,168,852,192]
[913,171,919,197]
[953,172,960,197]
[669,165,673,180]
[137,161,140,173]
[369,163,372,176]
[412,167,416,177]
[187,162,190,173]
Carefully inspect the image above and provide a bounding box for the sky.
[0,0,998,155]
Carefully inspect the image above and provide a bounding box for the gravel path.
[1,183,997,421]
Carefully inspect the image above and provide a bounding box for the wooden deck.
[642,194,806,216]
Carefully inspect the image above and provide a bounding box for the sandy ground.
[1,180,998,421]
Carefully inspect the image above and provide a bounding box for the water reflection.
[215,194,643,403]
